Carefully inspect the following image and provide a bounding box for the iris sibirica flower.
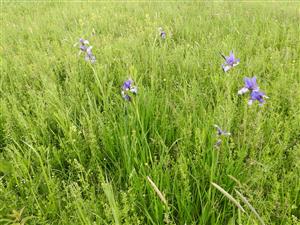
[221,51,240,72]
[248,90,269,106]
[214,125,231,148]
[214,139,222,148]
[238,76,268,106]
[121,79,137,101]
[214,125,231,136]
[85,46,96,64]
[158,27,166,39]
[238,77,259,95]
[79,38,89,52]
[78,38,96,64]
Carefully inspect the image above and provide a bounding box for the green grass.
[0,1,300,225]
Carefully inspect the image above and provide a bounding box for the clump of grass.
[102,182,120,225]
[0,207,33,225]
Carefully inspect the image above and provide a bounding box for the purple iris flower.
[123,80,132,90]
[80,45,88,52]
[79,38,89,52]
[214,125,231,136]
[213,125,231,148]
[79,38,89,45]
[238,77,269,106]
[84,46,96,63]
[248,90,269,106]
[238,77,259,95]
[121,79,137,101]
[159,27,166,39]
[78,38,96,63]
[214,139,222,148]
[221,51,240,72]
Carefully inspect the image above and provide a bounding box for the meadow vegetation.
[0,2,299,224]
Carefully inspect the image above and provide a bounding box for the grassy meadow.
[0,1,300,225]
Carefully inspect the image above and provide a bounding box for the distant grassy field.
[0,2,299,225]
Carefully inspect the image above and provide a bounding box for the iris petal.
[222,64,232,72]
[238,87,249,95]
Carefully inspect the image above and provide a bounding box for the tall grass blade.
[235,189,266,225]
[147,176,168,207]
[211,182,245,213]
